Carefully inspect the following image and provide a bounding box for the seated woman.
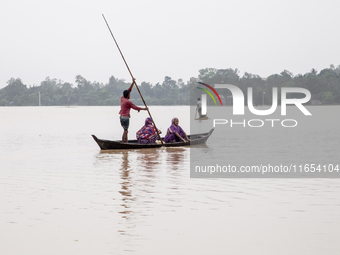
[164,118,191,143]
[136,117,162,144]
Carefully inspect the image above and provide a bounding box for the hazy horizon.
[1,0,339,88]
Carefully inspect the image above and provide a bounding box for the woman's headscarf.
[136,117,157,139]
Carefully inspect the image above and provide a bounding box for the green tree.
[320,91,334,104]
[1,78,28,104]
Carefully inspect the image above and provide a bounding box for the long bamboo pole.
[102,14,164,145]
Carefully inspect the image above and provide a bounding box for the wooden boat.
[92,128,214,150]
[195,116,209,120]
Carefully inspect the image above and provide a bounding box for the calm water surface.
[0,106,339,255]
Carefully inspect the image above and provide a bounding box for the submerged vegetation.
[1,65,340,106]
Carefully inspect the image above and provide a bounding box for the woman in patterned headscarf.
[164,118,190,143]
[136,117,162,144]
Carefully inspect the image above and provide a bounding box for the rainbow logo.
[196,82,223,106]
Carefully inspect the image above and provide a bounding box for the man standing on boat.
[197,98,202,119]
[119,78,148,143]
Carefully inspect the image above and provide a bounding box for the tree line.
[0,75,190,106]
[1,65,340,106]
[192,65,340,106]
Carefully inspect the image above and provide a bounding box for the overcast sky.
[1,0,339,88]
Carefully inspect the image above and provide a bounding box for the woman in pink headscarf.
[164,118,190,143]
[136,117,162,144]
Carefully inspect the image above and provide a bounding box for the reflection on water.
[95,147,190,244]
[136,148,161,171]
[165,147,186,171]
[119,151,133,220]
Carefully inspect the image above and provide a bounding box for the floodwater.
[190,105,340,178]
[0,106,340,255]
